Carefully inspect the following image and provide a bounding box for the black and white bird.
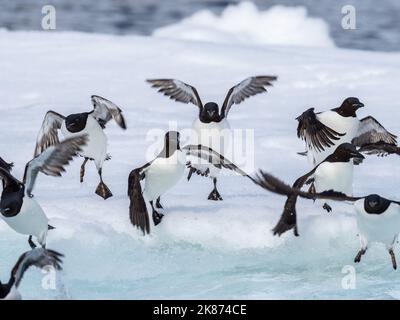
[297,97,397,166]
[254,172,400,270]
[0,248,63,300]
[0,135,87,248]
[258,143,366,236]
[128,131,253,234]
[34,95,126,200]
[147,76,276,201]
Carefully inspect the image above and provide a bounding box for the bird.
[0,248,63,300]
[0,135,87,248]
[146,76,277,201]
[297,97,397,166]
[128,131,254,234]
[261,143,366,236]
[34,95,126,200]
[253,172,400,270]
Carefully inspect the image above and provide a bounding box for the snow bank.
[153,2,335,48]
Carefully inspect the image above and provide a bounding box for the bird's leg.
[28,236,37,249]
[323,203,332,213]
[150,200,164,226]
[156,196,163,209]
[354,247,367,263]
[95,168,113,200]
[389,248,397,270]
[208,178,223,201]
[80,157,89,183]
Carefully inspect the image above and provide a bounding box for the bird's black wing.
[352,116,397,148]
[183,144,254,180]
[23,135,87,197]
[253,170,362,236]
[358,142,400,157]
[146,79,203,110]
[34,111,65,157]
[220,76,277,118]
[91,95,127,129]
[9,248,63,288]
[254,165,319,237]
[127,162,152,235]
[297,108,345,152]
[0,157,13,172]
[0,168,22,193]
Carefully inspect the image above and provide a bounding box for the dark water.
[1,0,399,51]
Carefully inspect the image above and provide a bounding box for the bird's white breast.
[314,161,354,196]
[191,118,231,154]
[190,119,231,177]
[309,111,359,165]
[144,150,186,201]
[355,200,400,246]
[61,115,107,167]
[2,197,48,245]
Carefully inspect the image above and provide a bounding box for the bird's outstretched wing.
[253,171,363,236]
[358,142,400,157]
[10,248,63,288]
[24,135,88,197]
[254,171,362,201]
[221,76,277,118]
[0,157,13,172]
[183,144,254,180]
[352,116,397,148]
[34,111,65,157]
[146,79,203,109]
[297,108,345,152]
[128,167,150,235]
[91,95,127,129]
[256,165,319,237]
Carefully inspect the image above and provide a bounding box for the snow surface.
[0,11,400,299]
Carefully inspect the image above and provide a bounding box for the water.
[1,0,399,51]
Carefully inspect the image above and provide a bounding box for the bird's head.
[365,194,382,209]
[0,187,24,218]
[333,143,365,163]
[337,97,364,117]
[201,102,220,123]
[65,113,89,133]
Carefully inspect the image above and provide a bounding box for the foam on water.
[153,2,335,48]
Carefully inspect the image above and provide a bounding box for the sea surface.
[1,0,399,51]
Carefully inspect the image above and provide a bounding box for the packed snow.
[1,4,400,299]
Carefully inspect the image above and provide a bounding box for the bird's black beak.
[352,102,364,109]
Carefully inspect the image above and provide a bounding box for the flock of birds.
[1,75,400,299]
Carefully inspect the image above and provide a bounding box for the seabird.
[254,172,400,270]
[0,248,63,300]
[34,95,126,200]
[146,76,276,201]
[297,97,397,166]
[128,131,253,234]
[255,142,392,236]
[0,135,87,248]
